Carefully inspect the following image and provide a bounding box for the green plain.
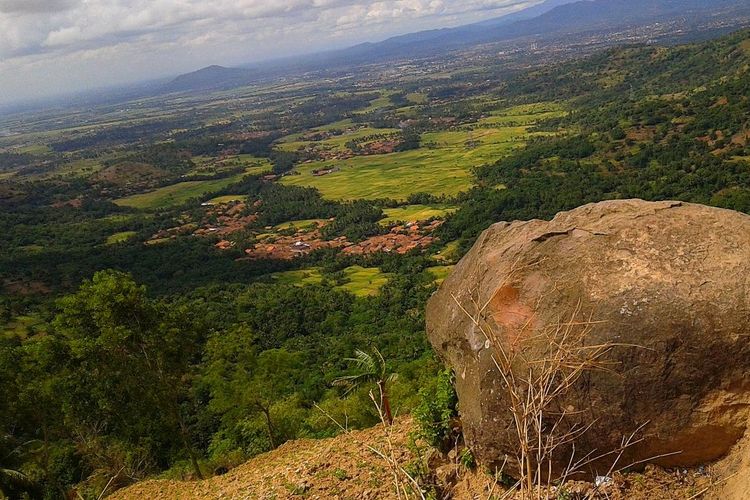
[115,160,270,209]
[271,266,392,297]
[379,205,456,225]
[281,126,529,200]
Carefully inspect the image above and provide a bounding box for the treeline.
[0,262,438,498]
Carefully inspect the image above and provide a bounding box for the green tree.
[53,270,207,480]
[202,325,307,453]
[334,349,397,425]
[0,466,40,500]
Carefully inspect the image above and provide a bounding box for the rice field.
[281,126,527,200]
[379,205,456,225]
[271,266,392,297]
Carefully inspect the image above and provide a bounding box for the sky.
[0,0,541,105]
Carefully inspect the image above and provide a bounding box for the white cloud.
[0,0,538,104]
[0,0,77,14]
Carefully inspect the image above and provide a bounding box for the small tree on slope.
[334,349,397,425]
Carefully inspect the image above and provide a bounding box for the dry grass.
[109,418,419,500]
[449,258,647,499]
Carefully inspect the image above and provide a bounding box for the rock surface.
[426,199,750,477]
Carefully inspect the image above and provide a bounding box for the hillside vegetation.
[1,24,750,500]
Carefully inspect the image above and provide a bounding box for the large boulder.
[426,200,750,478]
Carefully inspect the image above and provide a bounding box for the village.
[147,199,444,260]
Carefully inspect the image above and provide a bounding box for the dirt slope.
[110,418,418,500]
[109,413,746,499]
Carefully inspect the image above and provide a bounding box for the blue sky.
[0,0,541,104]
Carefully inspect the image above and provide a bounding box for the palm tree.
[0,467,40,500]
[0,436,41,500]
[334,349,397,425]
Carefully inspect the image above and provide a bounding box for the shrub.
[459,447,476,470]
[413,369,458,452]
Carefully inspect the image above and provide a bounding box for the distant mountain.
[471,0,581,27]
[331,0,579,62]
[61,0,750,101]
[319,0,750,64]
[162,65,255,93]
[491,0,750,35]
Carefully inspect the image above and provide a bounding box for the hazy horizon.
[0,0,546,106]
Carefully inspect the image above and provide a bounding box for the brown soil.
[243,220,443,260]
[626,126,656,141]
[93,161,168,187]
[3,279,51,295]
[731,129,750,146]
[193,202,258,238]
[108,416,734,500]
[360,140,399,155]
[109,418,418,500]
[708,432,750,499]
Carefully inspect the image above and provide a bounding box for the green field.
[106,231,137,245]
[281,124,533,200]
[271,266,392,297]
[355,92,395,114]
[115,160,270,209]
[187,154,269,178]
[27,158,103,180]
[433,240,461,262]
[15,144,53,155]
[115,177,242,209]
[406,92,428,104]
[380,205,456,225]
[425,265,455,285]
[2,315,45,339]
[272,268,325,286]
[279,103,563,200]
[207,195,247,204]
[277,126,400,152]
[273,219,326,231]
[281,147,474,200]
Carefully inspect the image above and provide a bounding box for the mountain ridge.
[166,0,750,94]
[162,65,256,93]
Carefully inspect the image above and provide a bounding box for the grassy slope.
[109,415,719,500]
